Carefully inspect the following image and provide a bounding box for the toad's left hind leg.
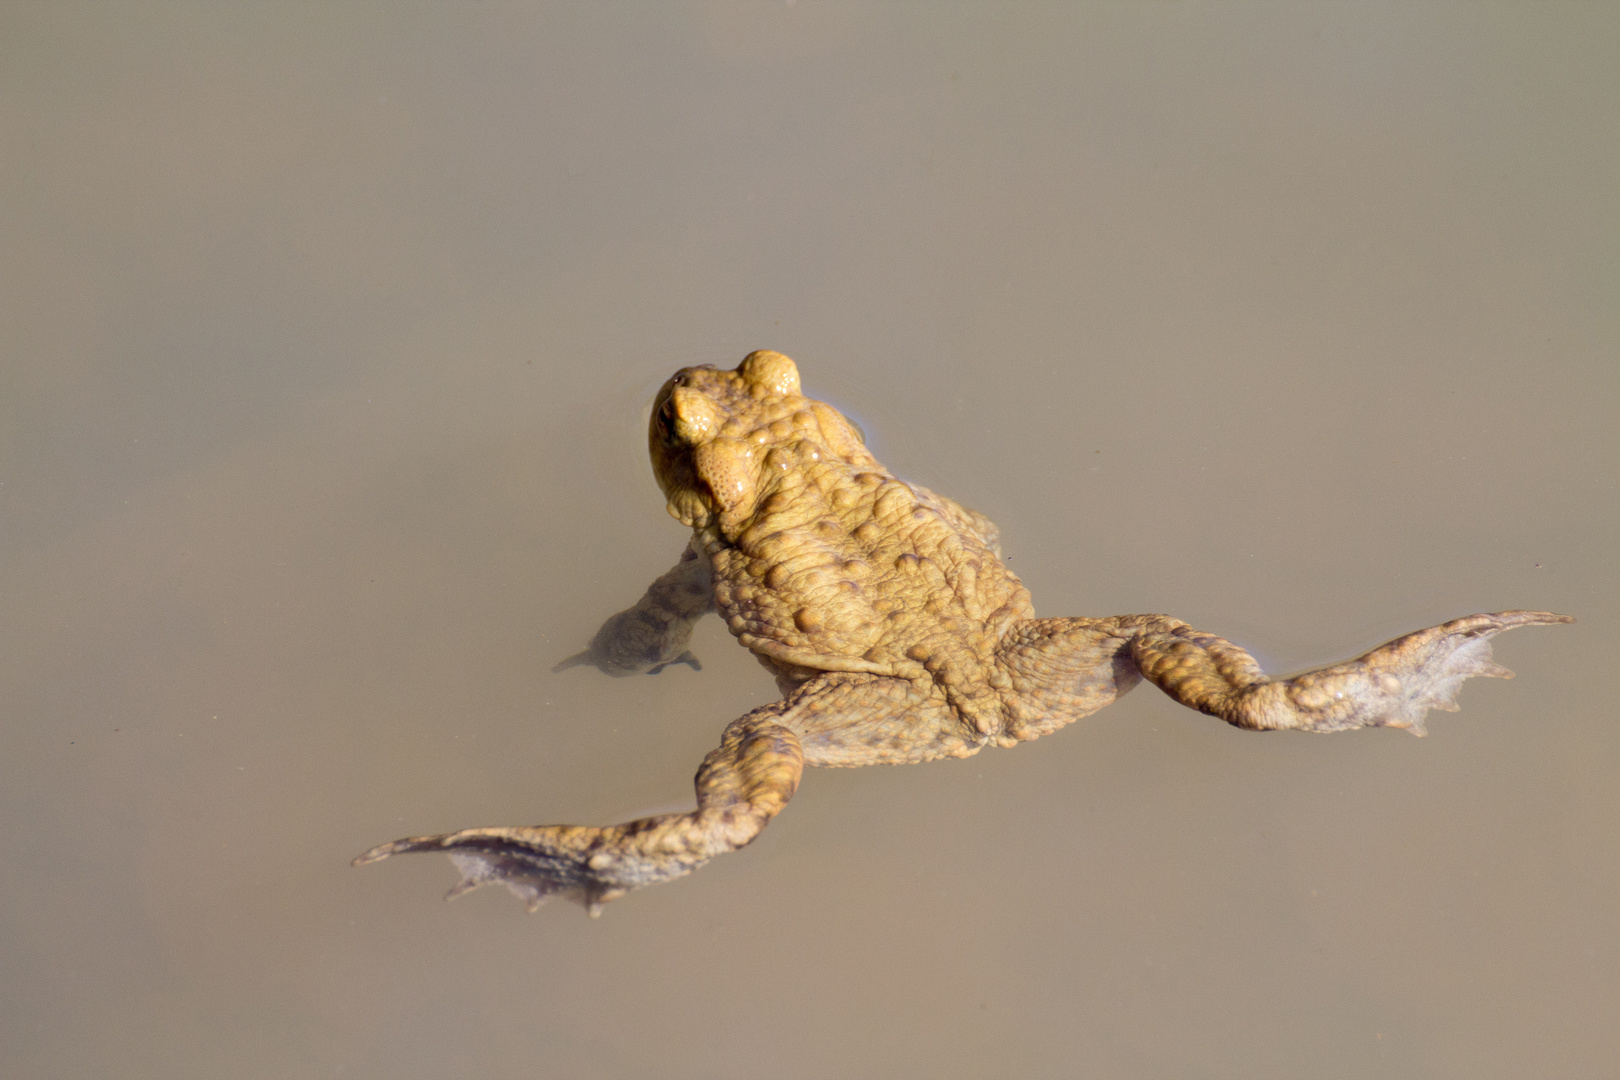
[354,706,803,916]
[999,610,1573,738]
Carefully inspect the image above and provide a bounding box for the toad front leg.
[553,540,713,676]
[998,610,1573,738]
[353,706,803,916]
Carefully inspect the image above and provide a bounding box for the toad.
[356,351,1572,915]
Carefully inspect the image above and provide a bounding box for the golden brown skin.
[356,351,1573,915]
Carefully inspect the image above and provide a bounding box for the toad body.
[357,351,1572,915]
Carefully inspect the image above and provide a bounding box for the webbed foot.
[1128,610,1574,734]
[354,825,681,917]
[355,711,803,915]
[1256,610,1574,734]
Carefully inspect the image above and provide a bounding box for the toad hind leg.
[1000,610,1573,738]
[353,707,803,916]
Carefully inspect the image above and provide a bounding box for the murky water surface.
[4,5,1615,1077]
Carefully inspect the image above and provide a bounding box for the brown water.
[5,5,1615,1077]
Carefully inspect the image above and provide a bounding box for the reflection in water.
[3,5,1614,1078]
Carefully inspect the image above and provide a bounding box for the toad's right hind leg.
[998,610,1573,738]
[1129,610,1573,735]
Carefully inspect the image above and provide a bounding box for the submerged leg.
[354,706,802,916]
[554,540,713,676]
[998,610,1572,738]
